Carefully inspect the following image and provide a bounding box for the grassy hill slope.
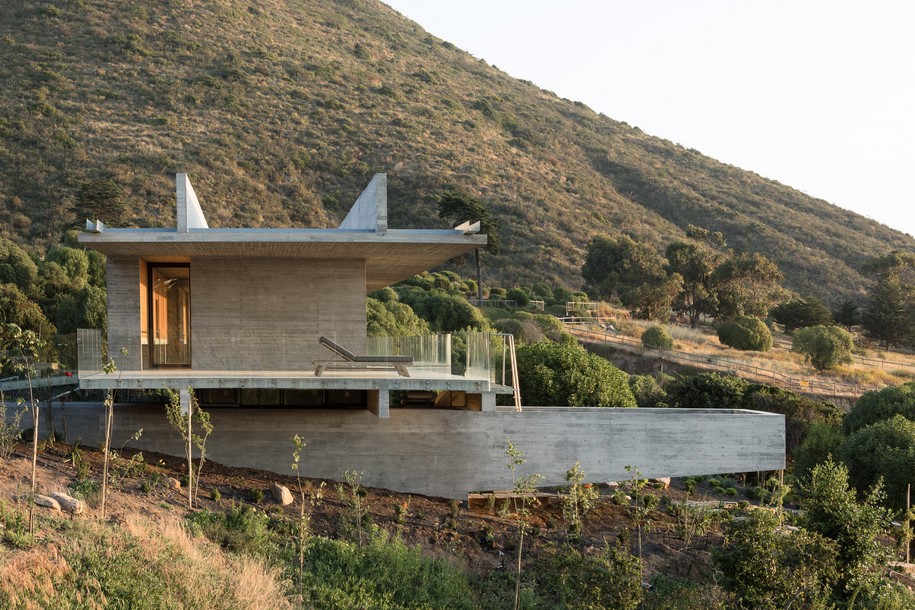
[1,0,912,302]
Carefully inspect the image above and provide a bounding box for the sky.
[384,0,915,238]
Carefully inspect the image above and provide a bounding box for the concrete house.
[73,174,785,498]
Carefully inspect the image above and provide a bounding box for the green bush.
[840,415,915,511]
[531,541,643,610]
[740,384,843,456]
[666,372,748,409]
[714,509,838,608]
[791,325,853,371]
[843,381,915,435]
[515,341,636,408]
[301,531,478,609]
[187,504,277,556]
[628,374,668,408]
[506,287,529,307]
[792,423,845,481]
[716,316,772,351]
[641,325,673,350]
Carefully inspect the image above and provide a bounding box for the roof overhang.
[78,228,485,292]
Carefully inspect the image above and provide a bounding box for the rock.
[34,494,62,512]
[272,483,293,506]
[49,492,84,515]
[167,477,182,490]
[651,477,671,489]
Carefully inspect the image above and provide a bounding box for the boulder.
[651,477,671,490]
[167,477,182,490]
[49,491,84,515]
[272,483,294,506]
[34,494,62,512]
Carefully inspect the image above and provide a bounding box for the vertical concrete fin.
[338,173,387,235]
[176,173,209,233]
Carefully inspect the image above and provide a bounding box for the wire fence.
[561,319,869,399]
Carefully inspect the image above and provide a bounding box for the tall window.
[149,264,190,367]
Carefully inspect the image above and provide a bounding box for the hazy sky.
[384,1,915,238]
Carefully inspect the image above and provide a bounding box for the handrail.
[492,333,522,411]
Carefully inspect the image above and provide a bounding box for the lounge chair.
[314,336,413,377]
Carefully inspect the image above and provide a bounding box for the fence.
[562,320,867,398]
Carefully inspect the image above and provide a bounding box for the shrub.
[840,415,915,511]
[515,341,636,408]
[187,504,277,556]
[716,316,772,351]
[791,325,853,371]
[800,459,893,597]
[714,509,838,608]
[506,287,529,307]
[666,372,748,409]
[740,384,843,456]
[628,374,668,408]
[792,423,845,481]
[843,381,915,435]
[641,325,673,350]
[532,541,643,610]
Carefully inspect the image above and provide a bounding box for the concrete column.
[481,392,496,412]
[367,389,389,419]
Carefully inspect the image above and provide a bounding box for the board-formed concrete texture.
[19,404,785,499]
[338,173,387,234]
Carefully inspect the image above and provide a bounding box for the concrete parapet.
[14,403,784,499]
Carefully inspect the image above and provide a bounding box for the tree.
[741,384,842,457]
[1,324,44,535]
[844,381,915,435]
[792,325,854,371]
[770,297,832,331]
[716,315,772,351]
[0,284,57,361]
[75,178,126,224]
[801,459,893,598]
[665,240,720,327]
[712,251,785,319]
[366,296,430,337]
[582,235,682,320]
[56,285,107,334]
[832,298,860,329]
[859,251,915,350]
[840,415,915,512]
[434,192,500,303]
[0,238,39,292]
[860,277,915,349]
[515,341,636,408]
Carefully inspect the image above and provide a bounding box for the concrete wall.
[106,257,142,370]
[103,257,367,372]
[24,403,785,499]
[191,257,366,370]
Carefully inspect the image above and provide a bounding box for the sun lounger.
[314,336,413,377]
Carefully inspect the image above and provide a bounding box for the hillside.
[1,0,913,302]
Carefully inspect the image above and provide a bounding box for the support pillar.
[368,389,389,419]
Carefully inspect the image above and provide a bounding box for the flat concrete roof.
[78,228,485,291]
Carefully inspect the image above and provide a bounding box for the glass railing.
[77,329,508,385]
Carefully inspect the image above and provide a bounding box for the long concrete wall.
[21,403,785,499]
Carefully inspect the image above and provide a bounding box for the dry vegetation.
[0,0,913,301]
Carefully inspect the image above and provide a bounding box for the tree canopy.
[582,235,682,320]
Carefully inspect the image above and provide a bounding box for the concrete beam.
[338,173,387,235]
[176,173,209,233]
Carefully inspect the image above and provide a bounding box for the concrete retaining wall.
[15,403,784,499]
